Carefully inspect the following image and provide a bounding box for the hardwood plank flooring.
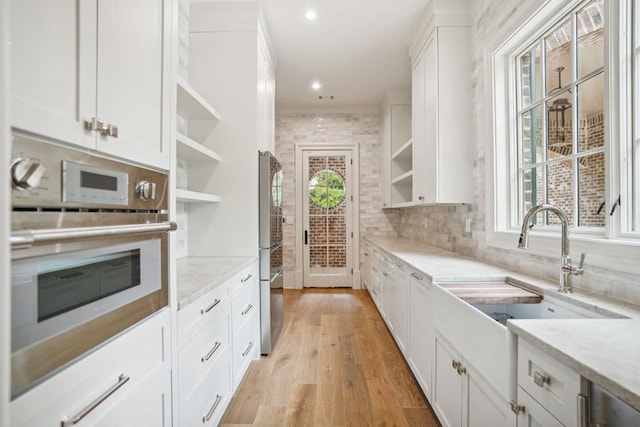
[220,289,440,426]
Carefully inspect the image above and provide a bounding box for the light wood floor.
[220,289,440,426]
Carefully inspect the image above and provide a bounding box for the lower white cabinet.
[176,260,260,425]
[11,309,171,427]
[516,339,582,427]
[389,260,410,355]
[432,332,514,427]
[408,271,433,399]
[230,271,260,388]
[516,386,563,427]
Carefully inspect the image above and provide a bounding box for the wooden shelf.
[392,138,413,161]
[391,201,415,208]
[177,78,222,122]
[391,170,414,185]
[176,133,222,163]
[176,189,221,203]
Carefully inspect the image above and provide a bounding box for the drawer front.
[178,282,230,349]
[517,386,563,427]
[229,262,259,298]
[12,309,170,427]
[231,278,259,332]
[179,306,230,399]
[180,346,232,427]
[518,339,581,426]
[232,310,259,388]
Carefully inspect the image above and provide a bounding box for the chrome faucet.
[517,204,586,293]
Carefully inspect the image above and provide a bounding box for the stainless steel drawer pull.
[452,360,461,370]
[201,341,222,362]
[242,341,254,357]
[201,299,221,314]
[533,371,550,387]
[202,394,223,423]
[509,401,525,415]
[241,274,253,283]
[61,374,130,426]
[241,304,253,316]
[410,273,423,280]
[395,262,403,267]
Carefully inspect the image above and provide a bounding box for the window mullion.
[571,11,580,227]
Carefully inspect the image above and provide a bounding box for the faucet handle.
[578,252,586,270]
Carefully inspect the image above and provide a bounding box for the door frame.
[294,143,360,289]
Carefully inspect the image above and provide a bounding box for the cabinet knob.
[533,371,550,387]
[418,196,425,201]
[107,124,119,138]
[509,401,525,415]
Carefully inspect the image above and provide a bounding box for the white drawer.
[179,305,230,399]
[178,282,230,349]
[518,339,581,426]
[232,309,259,388]
[180,346,232,427]
[517,386,563,427]
[231,278,259,332]
[229,261,259,298]
[12,309,170,427]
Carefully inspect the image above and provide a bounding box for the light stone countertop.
[365,236,640,410]
[176,256,257,310]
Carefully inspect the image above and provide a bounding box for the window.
[516,0,605,229]
[488,0,640,264]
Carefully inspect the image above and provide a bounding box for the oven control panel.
[11,134,168,210]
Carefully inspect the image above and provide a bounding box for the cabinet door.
[11,0,96,148]
[516,387,563,427]
[381,107,392,208]
[433,333,463,427]
[411,49,426,204]
[391,263,409,355]
[465,362,514,427]
[379,263,394,330]
[421,32,438,204]
[96,0,169,169]
[408,272,433,399]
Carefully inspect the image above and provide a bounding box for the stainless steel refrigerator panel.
[260,270,283,355]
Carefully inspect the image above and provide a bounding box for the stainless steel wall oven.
[10,134,175,398]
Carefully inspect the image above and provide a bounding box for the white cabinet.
[515,339,582,427]
[257,41,276,153]
[389,260,410,355]
[11,310,171,427]
[411,25,473,204]
[381,101,412,208]
[408,271,433,399]
[11,0,171,170]
[230,264,260,388]
[176,261,259,426]
[433,332,514,427]
[516,387,563,427]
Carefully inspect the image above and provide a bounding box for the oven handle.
[11,221,177,249]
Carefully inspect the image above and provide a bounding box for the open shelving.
[175,78,222,205]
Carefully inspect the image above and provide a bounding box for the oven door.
[10,225,171,398]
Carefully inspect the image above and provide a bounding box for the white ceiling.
[261,0,428,111]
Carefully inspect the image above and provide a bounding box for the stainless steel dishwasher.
[586,382,640,426]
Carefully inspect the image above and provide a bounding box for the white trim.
[1,0,10,420]
[294,143,360,289]
[276,105,381,115]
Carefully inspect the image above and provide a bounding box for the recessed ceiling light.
[311,81,321,90]
[305,10,317,21]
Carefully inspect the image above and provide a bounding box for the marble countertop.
[365,236,640,410]
[176,256,257,310]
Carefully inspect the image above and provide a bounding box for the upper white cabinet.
[381,98,412,208]
[11,0,171,170]
[410,5,473,204]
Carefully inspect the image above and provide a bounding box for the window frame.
[485,0,640,272]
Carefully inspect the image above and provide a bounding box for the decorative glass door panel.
[303,151,352,287]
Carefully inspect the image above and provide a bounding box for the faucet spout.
[517,204,583,293]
